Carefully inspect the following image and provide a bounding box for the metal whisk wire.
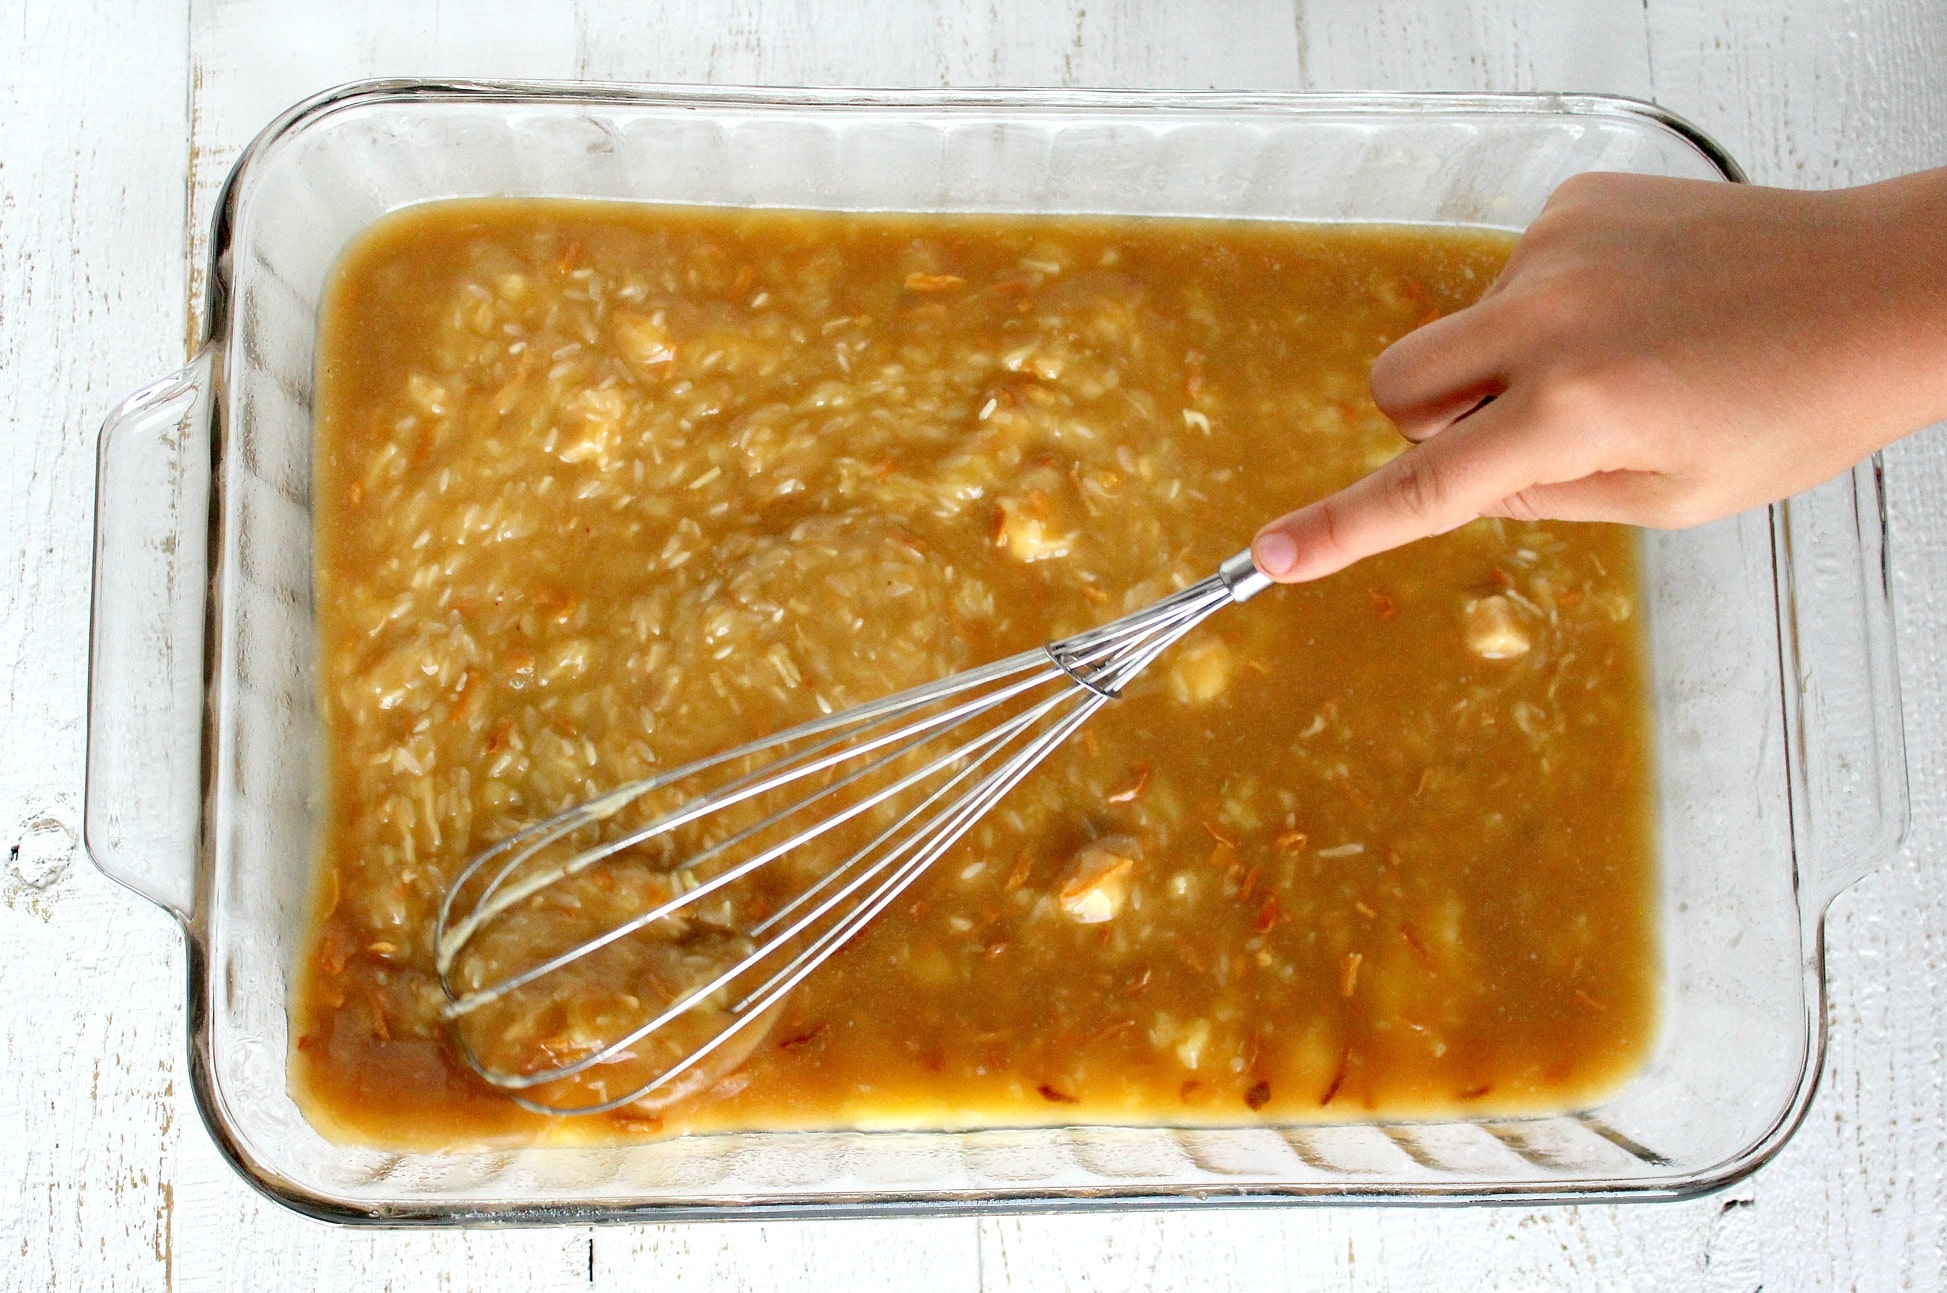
[434,549,1271,1114]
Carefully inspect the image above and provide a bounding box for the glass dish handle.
[84,350,215,919]
[1778,457,1911,911]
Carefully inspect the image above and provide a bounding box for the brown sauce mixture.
[298,200,1655,1147]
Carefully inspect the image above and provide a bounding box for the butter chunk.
[995,493,1074,562]
[1464,595,1530,660]
[612,310,675,370]
[1168,639,1234,703]
[1057,835,1141,924]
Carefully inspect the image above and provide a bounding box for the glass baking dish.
[85,80,1907,1224]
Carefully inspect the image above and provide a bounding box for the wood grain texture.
[0,2,192,1290]
[1294,0,1654,97]
[1644,3,1947,1287]
[2,0,1942,1288]
[570,0,1302,88]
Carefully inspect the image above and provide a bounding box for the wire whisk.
[434,549,1271,1115]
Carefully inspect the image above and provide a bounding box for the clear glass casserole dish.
[85,80,1907,1224]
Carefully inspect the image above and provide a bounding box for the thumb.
[1251,398,1566,582]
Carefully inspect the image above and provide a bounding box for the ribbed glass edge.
[197,80,1749,353]
[1772,460,1910,912]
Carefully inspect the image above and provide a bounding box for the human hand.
[1251,168,1947,582]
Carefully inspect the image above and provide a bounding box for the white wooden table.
[4,1,1943,1287]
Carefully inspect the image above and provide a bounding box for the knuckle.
[1497,488,1548,523]
[1313,496,1351,557]
[1545,170,1624,215]
[1515,277,1594,338]
[1551,170,1606,202]
[1523,358,1632,439]
[1385,452,1448,525]
[1527,370,1605,427]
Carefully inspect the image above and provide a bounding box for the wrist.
[1818,169,1947,446]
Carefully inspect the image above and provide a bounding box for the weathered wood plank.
[1642,3,1947,1286]
[0,1,194,1289]
[570,0,1302,88]
[1648,0,1947,188]
[1293,0,1654,97]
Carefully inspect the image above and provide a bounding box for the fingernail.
[1252,531,1297,578]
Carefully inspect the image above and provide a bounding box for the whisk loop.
[435,549,1271,1114]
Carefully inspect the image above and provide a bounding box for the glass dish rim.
[197,79,1751,347]
[174,78,1868,1226]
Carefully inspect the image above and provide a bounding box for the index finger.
[1250,395,1570,582]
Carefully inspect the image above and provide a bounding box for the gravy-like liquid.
[299,201,1655,1146]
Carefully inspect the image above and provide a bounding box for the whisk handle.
[1218,549,1273,603]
